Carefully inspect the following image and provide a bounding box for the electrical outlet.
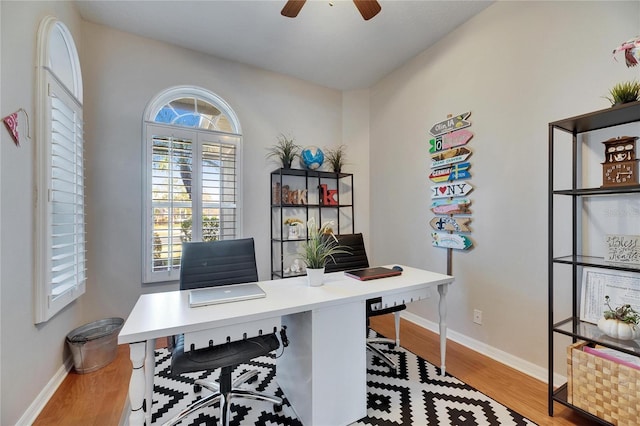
[473,309,482,325]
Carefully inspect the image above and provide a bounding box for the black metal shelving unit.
[270,168,354,279]
[548,101,640,424]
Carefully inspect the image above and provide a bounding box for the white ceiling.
[74,0,493,90]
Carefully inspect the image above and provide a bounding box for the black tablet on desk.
[344,267,402,281]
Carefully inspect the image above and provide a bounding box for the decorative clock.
[601,136,639,187]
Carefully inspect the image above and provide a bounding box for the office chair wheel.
[247,374,258,384]
[193,383,202,393]
[274,403,283,412]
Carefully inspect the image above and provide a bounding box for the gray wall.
[1,2,85,424]
[368,0,640,379]
[78,19,358,312]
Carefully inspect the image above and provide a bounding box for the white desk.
[118,266,453,426]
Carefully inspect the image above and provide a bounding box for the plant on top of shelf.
[597,295,640,340]
[266,134,301,169]
[324,144,348,173]
[299,218,350,270]
[604,80,640,106]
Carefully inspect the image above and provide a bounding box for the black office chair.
[324,233,405,370]
[164,238,285,426]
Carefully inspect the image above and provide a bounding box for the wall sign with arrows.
[428,111,475,251]
[429,112,471,137]
[429,162,471,183]
[429,129,473,154]
[431,146,472,169]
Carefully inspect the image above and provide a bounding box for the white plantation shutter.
[202,138,237,240]
[150,134,194,275]
[35,17,84,323]
[49,80,85,298]
[144,124,241,283]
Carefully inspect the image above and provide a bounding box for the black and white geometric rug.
[151,334,537,425]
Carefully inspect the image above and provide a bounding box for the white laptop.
[188,283,266,308]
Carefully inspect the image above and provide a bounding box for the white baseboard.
[15,356,73,425]
[401,312,567,388]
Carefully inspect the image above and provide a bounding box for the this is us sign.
[605,234,640,264]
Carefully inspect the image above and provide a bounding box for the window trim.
[142,87,243,284]
[144,85,242,134]
[35,16,85,323]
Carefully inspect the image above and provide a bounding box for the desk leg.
[127,342,146,426]
[437,283,449,376]
[145,338,156,425]
[278,301,366,426]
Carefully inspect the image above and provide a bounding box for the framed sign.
[580,267,640,324]
[605,234,640,265]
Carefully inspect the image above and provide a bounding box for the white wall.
[0,2,85,424]
[342,89,371,242]
[79,19,365,319]
[369,0,640,376]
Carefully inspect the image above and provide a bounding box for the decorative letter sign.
[319,184,338,205]
[428,111,475,250]
[605,234,640,265]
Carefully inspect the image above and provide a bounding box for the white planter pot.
[288,225,300,240]
[306,267,325,287]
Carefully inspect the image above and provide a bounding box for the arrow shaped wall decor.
[429,112,471,137]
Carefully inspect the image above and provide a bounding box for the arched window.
[142,86,243,283]
[35,17,84,323]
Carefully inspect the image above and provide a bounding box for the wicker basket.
[567,341,640,425]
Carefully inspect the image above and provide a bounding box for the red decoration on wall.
[3,108,30,147]
[3,112,19,146]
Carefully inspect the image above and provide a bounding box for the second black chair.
[325,233,405,370]
[165,238,285,426]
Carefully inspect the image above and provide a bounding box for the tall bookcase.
[548,101,640,423]
[270,168,354,279]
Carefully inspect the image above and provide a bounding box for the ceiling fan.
[281,0,382,21]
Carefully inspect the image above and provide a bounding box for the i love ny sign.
[431,181,473,199]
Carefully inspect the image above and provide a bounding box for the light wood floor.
[33,315,599,426]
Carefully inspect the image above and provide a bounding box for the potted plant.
[299,217,350,286]
[284,217,303,240]
[324,144,347,173]
[266,134,301,169]
[597,295,640,340]
[604,81,640,106]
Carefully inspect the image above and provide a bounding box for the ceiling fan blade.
[281,0,307,18]
[353,0,381,20]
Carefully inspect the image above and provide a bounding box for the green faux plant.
[603,295,640,325]
[324,144,348,173]
[604,81,640,106]
[300,217,350,269]
[266,134,301,169]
